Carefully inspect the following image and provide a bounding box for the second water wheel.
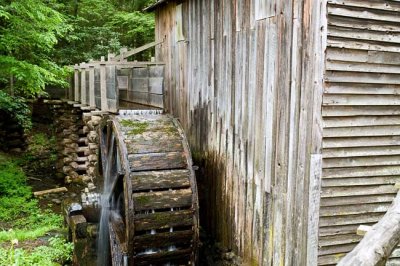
[98,112,199,265]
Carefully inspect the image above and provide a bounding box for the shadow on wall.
[187,101,242,262]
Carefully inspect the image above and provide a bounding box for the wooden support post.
[74,64,80,102]
[108,53,115,62]
[106,65,118,113]
[80,63,87,105]
[100,61,108,111]
[307,154,323,265]
[89,65,95,108]
[119,47,128,62]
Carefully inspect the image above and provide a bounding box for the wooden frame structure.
[69,46,165,113]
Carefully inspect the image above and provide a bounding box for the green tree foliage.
[0,0,71,96]
[106,11,155,59]
[0,0,156,94]
[54,0,155,65]
[0,0,156,130]
[0,91,32,131]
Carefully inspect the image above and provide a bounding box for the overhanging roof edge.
[143,0,169,12]
[144,0,186,12]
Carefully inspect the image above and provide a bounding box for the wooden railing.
[68,43,164,112]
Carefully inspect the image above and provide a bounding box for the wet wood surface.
[134,248,192,266]
[131,170,190,191]
[132,188,192,211]
[154,0,326,265]
[134,230,193,250]
[101,114,198,265]
[134,209,194,232]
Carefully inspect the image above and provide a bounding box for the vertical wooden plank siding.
[155,0,326,264]
[318,1,400,265]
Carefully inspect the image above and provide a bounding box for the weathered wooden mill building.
[142,0,400,265]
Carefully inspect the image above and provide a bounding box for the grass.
[0,152,72,265]
[0,237,73,266]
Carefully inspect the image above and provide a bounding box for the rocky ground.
[199,231,242,266]
[22,122,83,214]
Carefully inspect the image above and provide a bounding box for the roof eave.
[143,0,168,12]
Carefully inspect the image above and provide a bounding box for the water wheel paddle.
[98,113,199,266]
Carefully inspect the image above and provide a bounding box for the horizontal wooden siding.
[319,1,400,265]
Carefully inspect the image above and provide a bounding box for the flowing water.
[97,134,115,266]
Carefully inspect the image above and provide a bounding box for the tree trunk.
[338,191,400,266]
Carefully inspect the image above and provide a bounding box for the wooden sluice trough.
[99,112,199,265]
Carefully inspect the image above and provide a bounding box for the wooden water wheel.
[98,113,199,266]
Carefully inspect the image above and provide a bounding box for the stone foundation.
[62,199,98,266]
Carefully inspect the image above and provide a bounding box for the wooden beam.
[113,41,163,61]
[119,47,128,62]
[34,187,68,197]
[338,191,400,266]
